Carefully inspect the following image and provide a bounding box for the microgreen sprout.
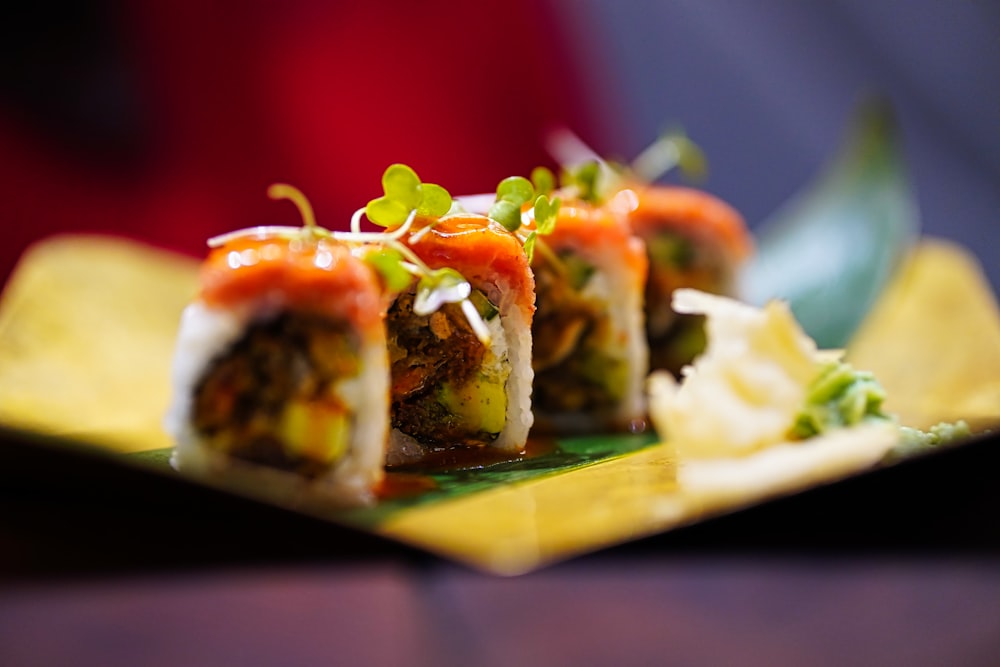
[560,160,604,203]
[349,164,492,343]
[362,163,452,229]
[544,126,709,206]
[489,176,535,231]
[268,183,318,231]
[630,127,707,184]
[362,246,413,294]
[485,174,560,263]
[523,193,560,263]
[208,182,328,247]
[210,176,491,345]
[531,166,556,196]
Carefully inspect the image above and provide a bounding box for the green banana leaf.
[741,98,920,349]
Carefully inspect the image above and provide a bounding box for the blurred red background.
[0,1,600,285]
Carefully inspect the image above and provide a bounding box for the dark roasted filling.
[643,232,728,375]
[531,250,625,415]
[192,312,359,477]
[388,289,496,447]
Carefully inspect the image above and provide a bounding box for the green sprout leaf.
[522,231,538,263]
[382,164,422,209]
[489,199,523,232]
[630,129,708,184]
[363,246,413,293]
[489,176,536,231]
[531,166,556,196]
[671,132,708,182]
[533,195,560,235]
[366,164,453,228]
[562,160,601,202]
[414,267,472,315]
[417,183,452,217]
[366,196,410,227]
[496,176,534,207]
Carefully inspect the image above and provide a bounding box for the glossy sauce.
[376,438,556,501]
[387,435,558,474]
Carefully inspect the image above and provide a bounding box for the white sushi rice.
[164,300,389,508]
[582,266,648,426]
[492,297,534,452]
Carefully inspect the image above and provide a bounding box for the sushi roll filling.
[531,250,627,413]
[191,311,361,477]
[644,231,730,374]
[388,287,509,447]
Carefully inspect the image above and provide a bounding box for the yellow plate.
[0,234,997,574]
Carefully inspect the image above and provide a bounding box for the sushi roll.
[164,225,390,507]
[623,184,753,375]
[528,197,649,433]
[546,126,753,376]
[384,213,536,466]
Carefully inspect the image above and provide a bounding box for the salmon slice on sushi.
[164,186,390,507]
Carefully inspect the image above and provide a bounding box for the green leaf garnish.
[363,246,414,293]
[531,166,556,196]
[673,133,708,182]
[533,195,559,234]
[496,176,534,206]
[365,163,453,228]
[489,176,536,231]
[382,164,422,209]
[519,194,561,264]
[489,199,524,232]
[561,160,602,202]
[522,231,538,263]
[417,183,452,217]
[365,197,410,226]
[630,128,708,184]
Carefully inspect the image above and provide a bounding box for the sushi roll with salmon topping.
[624,183,752,375]
[357,167,536,466]
[457,171,648,434]
[164,186,390,507]
[527,196,649,433]
[548,127,753,376]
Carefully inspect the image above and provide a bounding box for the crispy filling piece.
[388,289,503,447]
[192,312,359,477]
[531,251,625,414]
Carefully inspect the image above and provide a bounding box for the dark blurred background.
[1,0,998,290]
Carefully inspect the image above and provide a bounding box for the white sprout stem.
[461,298,492,346]
[630,136,681,183]
[206,225,306,248]
[348,206,418,241]
[332,229,397,244]
[545,126,603,167]
[350,207,366,234]
[407,222,435,244]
